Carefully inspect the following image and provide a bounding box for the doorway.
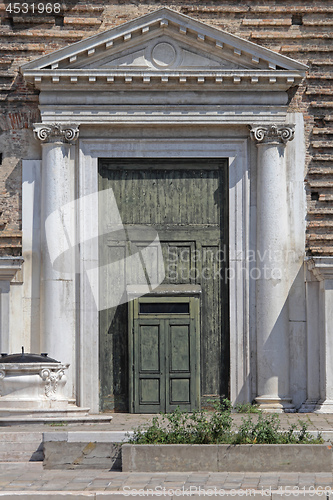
[98,158,229,412]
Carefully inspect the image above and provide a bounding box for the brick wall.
[0,0,332,255]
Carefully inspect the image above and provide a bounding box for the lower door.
[133,316,198,413]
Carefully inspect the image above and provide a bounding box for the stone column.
[250,124,295,412]
[34,123,79,399]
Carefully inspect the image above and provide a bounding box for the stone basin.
[0,353,69,410]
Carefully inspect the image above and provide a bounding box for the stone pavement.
[1,412,333,498]
[2,410,333,433]
[0,467,333,498]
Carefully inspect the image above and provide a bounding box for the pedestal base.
[314,399,333,413]
[0,404,89,418]
[0,404,113,424]
[255,396,296,413]
[298,400,318,413]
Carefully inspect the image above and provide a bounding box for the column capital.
[250,124,295,145]
[33,123,79,144]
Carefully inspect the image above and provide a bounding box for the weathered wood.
[98,159,228,412]
[131,298,199,413]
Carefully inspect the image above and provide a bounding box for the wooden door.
[131,296,200,413]
[98,159,229,412]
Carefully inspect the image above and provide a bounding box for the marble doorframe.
[77,137,250,413]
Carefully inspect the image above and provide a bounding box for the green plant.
[235,413,282,444]
[234,414,323,444]
[128,399,324,445]
[233,402,261,414]
[129,399,233,445]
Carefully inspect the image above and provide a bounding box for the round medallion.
[151,42,176,67]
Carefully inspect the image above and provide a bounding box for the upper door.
[98,159,229,412]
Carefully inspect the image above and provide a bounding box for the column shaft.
[251,124,295,412]
[36,123,79,400]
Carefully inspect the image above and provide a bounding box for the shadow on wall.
[235,262,307,411]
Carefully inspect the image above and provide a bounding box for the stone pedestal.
[251,125,295,412]
[34,124,79,400]
[0,362,69,411]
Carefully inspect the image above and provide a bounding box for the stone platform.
[0,413,332,497]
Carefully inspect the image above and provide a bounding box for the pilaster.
[306,258,333,413]
[0,258,24,354]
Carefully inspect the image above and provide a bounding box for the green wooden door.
[133,318,166,413]
[165,317,198,412]
[131,296,200,413]
[99,159,229,412]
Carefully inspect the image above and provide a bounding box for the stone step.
[0,461,43,471]
[0,448,43,462]
[0,441,42,451]
[0,415,112,425]
[0,432,42,442]
[0,407,90,418]
[43,431,132,443]
[0,432,43,462]
[43,431,132,469]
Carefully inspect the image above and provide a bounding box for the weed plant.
[234,413,323,444]
[233,402,261,414]
[128,399,323,445]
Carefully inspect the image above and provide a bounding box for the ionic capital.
[250,124,295,145]
[33,123,79,144]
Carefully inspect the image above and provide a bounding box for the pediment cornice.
[21,7,307,92]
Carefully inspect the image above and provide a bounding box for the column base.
[255,396,296,413]
[298,399,318,413]
[314,399,333,413]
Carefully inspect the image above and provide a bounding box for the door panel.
[170,379,190,404]
[139,324,160,372]
[166,317,195,412]
[140,379,160,405]
[169,324,190,372]
[99,159,229,412]
[201,244,222,397]
[134,319,165,413]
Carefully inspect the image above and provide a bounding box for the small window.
[139,302,190,314]
[292,14,303,25]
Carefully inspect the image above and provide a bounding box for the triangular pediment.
[81,36,244,72]
[21,7,307,90]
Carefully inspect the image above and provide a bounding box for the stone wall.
[0,0,332,255]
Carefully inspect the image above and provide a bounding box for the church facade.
[0,2,332,414]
